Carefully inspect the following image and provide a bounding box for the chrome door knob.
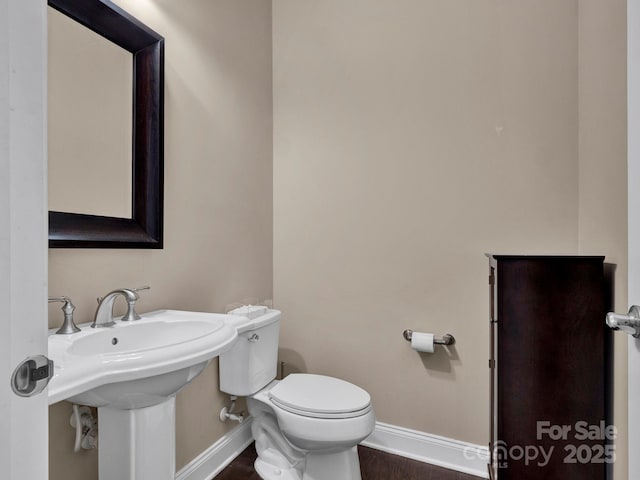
[606,305,640,338]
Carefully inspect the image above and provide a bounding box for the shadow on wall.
[604,263,617,310]
[419,345,460,378]
[278,348,307,378]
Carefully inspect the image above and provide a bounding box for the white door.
[630,1,640,478]
[0,0,49,479]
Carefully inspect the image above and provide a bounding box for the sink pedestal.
[47,310,242,479]
[98,398,176,480]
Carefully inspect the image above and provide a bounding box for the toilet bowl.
[219,306,375,480]
[249,374,376,480]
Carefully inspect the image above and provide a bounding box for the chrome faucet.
[92,288,141,328]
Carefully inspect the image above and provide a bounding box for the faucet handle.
[49,296,81,335]
[121,286,150,322]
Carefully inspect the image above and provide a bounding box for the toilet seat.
[268,374,371,419]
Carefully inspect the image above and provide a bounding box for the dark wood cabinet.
[487,255,611,480]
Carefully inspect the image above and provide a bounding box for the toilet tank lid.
[269,374,371,415]
[226,306,280,333]
[228,305,269,319]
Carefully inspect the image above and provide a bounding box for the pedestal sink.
[48,310,245,480]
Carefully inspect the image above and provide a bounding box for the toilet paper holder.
[402,330,455,346]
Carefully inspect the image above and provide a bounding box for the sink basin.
[47,308,247,480]
[68,321,219,356]
[47,309,239,408]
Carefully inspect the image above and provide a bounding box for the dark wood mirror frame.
[48,0,164,249]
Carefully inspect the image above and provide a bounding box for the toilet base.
[255,456,301,480]
[254,446,362,480]
[302,447,362,480]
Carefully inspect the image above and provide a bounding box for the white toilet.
[219,306,375,480]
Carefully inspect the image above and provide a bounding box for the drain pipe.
[70,405,98,452]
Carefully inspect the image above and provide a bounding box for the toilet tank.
[219,306,281,396]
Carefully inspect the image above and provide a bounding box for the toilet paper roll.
[411,332,435,353]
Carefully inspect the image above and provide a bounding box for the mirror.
[48,0,164,248]
[49,7,133,219]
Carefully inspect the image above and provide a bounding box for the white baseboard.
[176,418,489,480]
[361,422,490,479]
[175,418,254,480]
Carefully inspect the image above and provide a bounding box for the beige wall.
[46,0,630,478]
[578,0,628,478]
[273,0,581,445]
[47,1,272,479]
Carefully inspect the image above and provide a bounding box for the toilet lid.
[268,374,371,419]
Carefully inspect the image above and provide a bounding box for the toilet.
[219,306,375,480]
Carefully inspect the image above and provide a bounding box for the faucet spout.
[92,288,139,328]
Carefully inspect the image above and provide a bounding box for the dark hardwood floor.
[214,443,484,480]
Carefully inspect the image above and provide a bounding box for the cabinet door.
[489,264,497,480]
[496,257,607,480]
